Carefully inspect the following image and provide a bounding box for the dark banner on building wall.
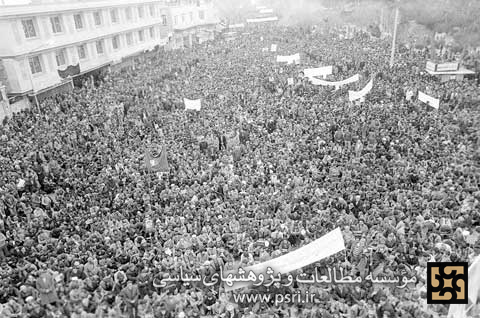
[58,64,81,79]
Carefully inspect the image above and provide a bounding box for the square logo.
[427,262,468,304]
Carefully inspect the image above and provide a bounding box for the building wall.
[169,1,218,49]
[0,2,170,56]
[0,60,10,91]
[0,0,175,95]
[0,0,218,96]
[170,2,218,32]
[0,84,31,123]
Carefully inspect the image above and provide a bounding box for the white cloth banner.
[184,98,202,111]
[229,23,245,29]
[246,16,279,23]
[276,53,301,65]
[418,91,440,109]
[304,66,333,79]
[310,74,360,89]
[224,228,346,291]
[270,44,277,52]
[349,78,373,102]
[259,8,274,14]
[447,255,480,318]
[436,62,459,72]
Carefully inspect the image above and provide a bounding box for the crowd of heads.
[0,22,479,318]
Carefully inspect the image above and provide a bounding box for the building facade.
[168,0,219,49]
[0,0,218,108]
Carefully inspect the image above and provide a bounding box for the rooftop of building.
[0,0,204,18]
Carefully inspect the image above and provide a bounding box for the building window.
[126,32,133,46]
[174,16,178,25]
[161,14,167,26]
[55,49,67,67]
[110,9,118,23]
[181,14,186,23]
[199,11,204,20]
[28,55,42,74]
[112,35,120,49]
[74,14,84,30]
[77,44,87,60]
[189,12,193,22]
[138,30,144,42]
[93,11,102,26]
[149,5,155,17]
[138,6,144,19]
[149,27,155,38]
[96,40,104,54]
[22,19,37,38]
[125,7,132,20]
[50,16,63,33]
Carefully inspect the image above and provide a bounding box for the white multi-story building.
[0,0,172,102]
[0,0,219,113]
[168,0,219,49]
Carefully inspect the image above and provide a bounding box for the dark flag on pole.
[145,146,169,172]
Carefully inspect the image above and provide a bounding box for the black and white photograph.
[0,0,479,317]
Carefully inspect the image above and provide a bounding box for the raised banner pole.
[389,7,400,68]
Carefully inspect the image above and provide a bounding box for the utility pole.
[380,7,384,33]
[389,7,400,68]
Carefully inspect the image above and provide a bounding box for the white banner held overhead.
[224,228,346,291]
[246,16,279,23]
[310,74,360,88]
[259,8,274,14]
[349,78,373,102]
[418,91,439,109]
[276,53,301,65]
[229,23,245,29]
[426,61,437,72]
[270,44,277,52]
[303,66,333,79]
[184,98,202,111]
[436,62,459,72]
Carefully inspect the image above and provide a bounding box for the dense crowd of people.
[0,21,479,318]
